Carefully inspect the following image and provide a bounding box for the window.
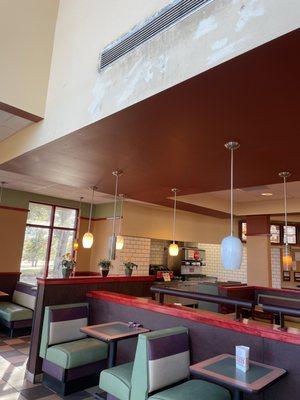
[20,203,78,284]
[283,225,297,244]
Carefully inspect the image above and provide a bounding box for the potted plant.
[98,259,111,277]
[61,253,76,278]
[124,261,138,277]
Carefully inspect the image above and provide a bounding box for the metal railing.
[151,286,255,321]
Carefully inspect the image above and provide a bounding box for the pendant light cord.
[230,148,234,236]
[118,195,124,235]
[172,189,177,243]
[88,188,95,232]
[112,173,119,237]
[76,197,83,240]
[283,176,288,247]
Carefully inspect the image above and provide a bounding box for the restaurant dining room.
[0,1,299,399]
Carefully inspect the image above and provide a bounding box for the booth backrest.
[39,303,88,358]
[12,282,37,310]
[130,326,190,399]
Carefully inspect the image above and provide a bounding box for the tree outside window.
[20,202,78,284]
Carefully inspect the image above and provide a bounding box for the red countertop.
[87,290,300,346]
[37,275,155,285]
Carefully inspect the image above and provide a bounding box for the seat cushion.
[149,379,231,400]
[0,302,33,322]
[100,362,133,400]
[45,338,108,369]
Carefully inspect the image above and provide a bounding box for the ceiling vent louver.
[99,0,214,71]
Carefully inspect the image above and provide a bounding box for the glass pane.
[20,226,50,284]
[270,224,280,244]
[27,203,52,226]
[241,222,247,242]
[283,225,296,244]
[48,229,75,278]
[54,207,77,228]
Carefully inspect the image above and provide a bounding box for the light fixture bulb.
[73,239,79,251]
[116,235,124,250]
[82,232,94,249]
[169,242,179,256]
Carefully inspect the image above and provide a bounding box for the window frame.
[23,201,79,279]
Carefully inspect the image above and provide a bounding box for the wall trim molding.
[0,205,29,213]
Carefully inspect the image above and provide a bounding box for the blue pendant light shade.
[221,235,243,269]
[221,141,243,270]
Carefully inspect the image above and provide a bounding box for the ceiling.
[0,110,33,142]
[177,181,300,216]
[0,29,299,217]
[0,170,114,204]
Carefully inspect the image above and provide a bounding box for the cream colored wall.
[0,0,299,164]
[0,208,28,272]
[122,202,236,244]
[75,218,92,272]
[89,219,117,271]
[0,0,59,116]
[247,236,272,286]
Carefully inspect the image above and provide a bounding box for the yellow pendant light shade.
[73,239,79,251]
[169,242,179,256]
[116,235,124,250]
[82,187,96,249]
[279,171,292,271]
[82,232,94,249]
[282,254,293,270]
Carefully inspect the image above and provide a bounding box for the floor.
[0,332,100,400]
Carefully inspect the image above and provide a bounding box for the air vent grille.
[99,0,214,70]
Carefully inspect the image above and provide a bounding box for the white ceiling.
[0,110,33,142]
[176,181,300,216]
[0,169,115,204]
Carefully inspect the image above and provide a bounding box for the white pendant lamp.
[169,188,179,257]
[73,196,83,251]
[221,141,243,270]
[82,187,96,249]
[109,170,123,260]
[116,194,124,250]
[279,171,292,270]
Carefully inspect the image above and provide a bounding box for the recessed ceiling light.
[261,192,273,196]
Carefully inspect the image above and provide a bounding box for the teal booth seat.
[0,281,36,337]
[39,303,108,396]
[100,326,231,400]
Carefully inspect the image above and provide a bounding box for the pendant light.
[221,141,243,269]
[116,194,124,250]
[279,171,292,270]
[73,196,83,251]
[169,188,179,257]
[109,170,123,260]
[82,187,96,249]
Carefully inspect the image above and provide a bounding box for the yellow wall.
[122,202,236,244]
[0,0,59,116]
[0,207,28,272]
